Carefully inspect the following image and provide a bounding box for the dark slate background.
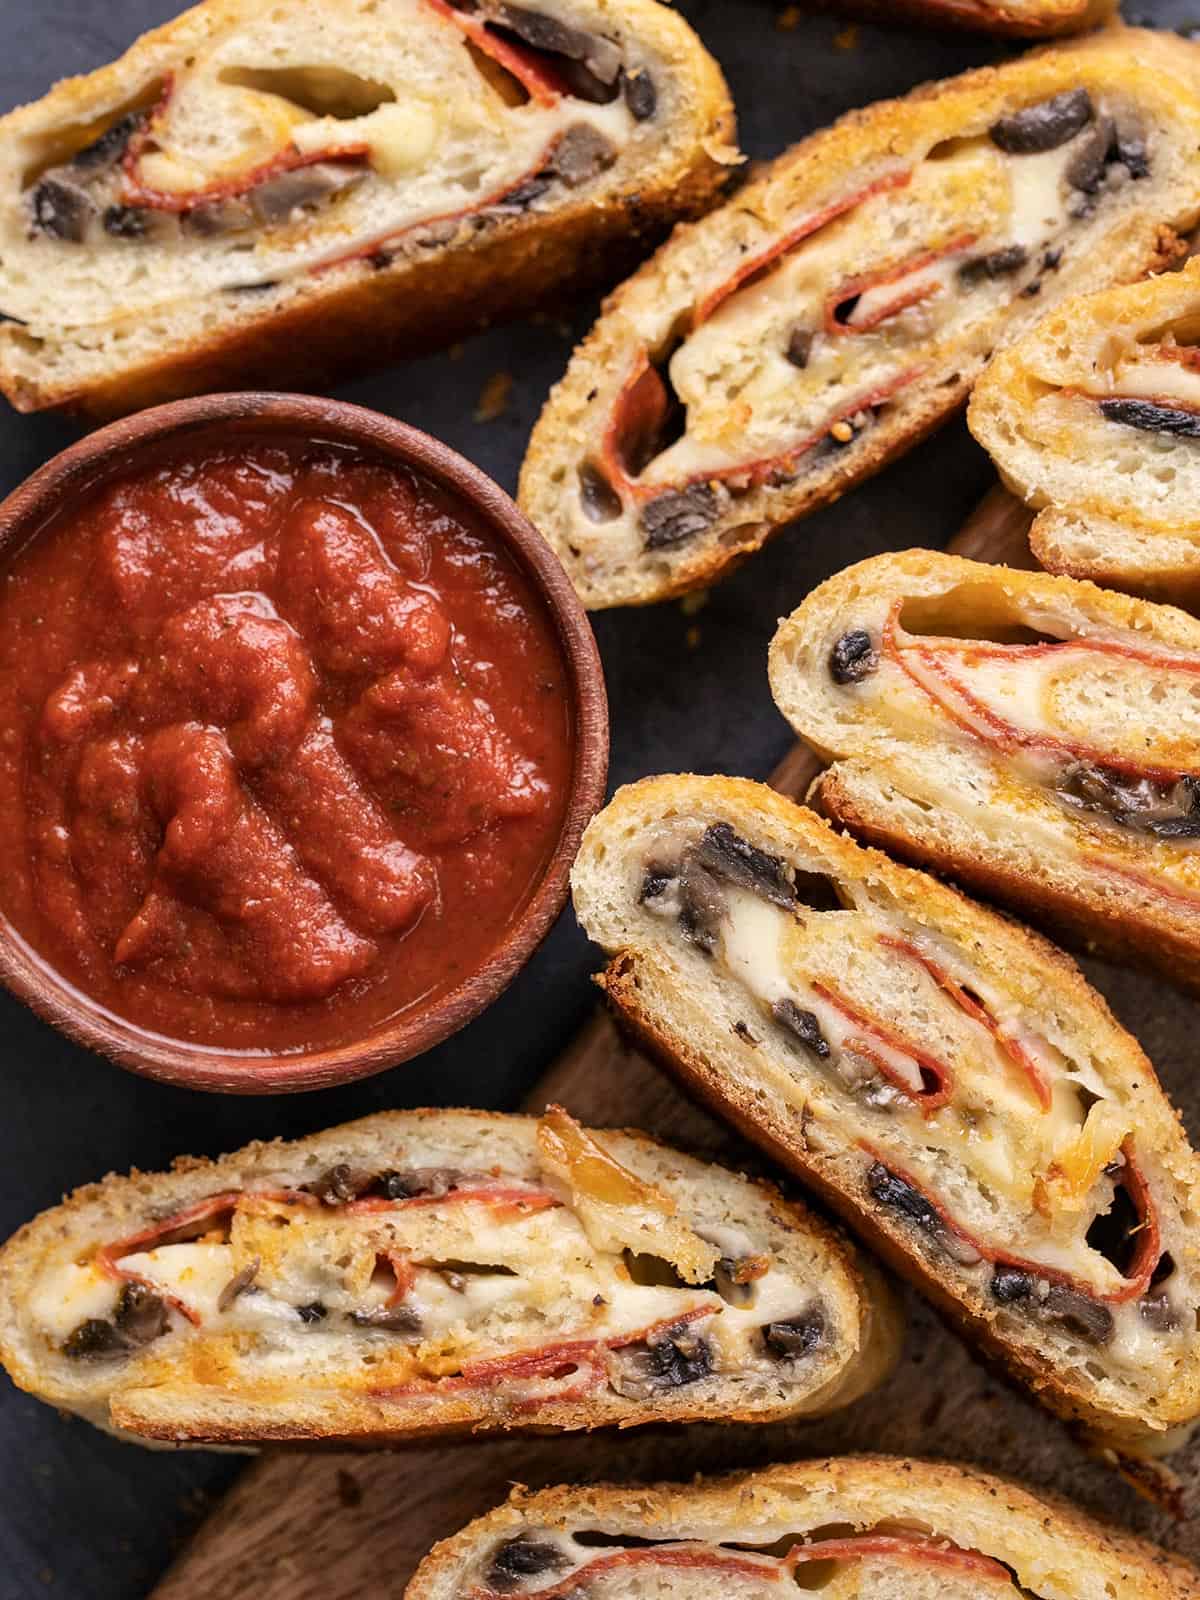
[0,1,1196,1593]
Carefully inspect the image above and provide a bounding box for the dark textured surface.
[0,1,1198,1595]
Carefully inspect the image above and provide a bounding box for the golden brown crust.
[409,1455,1200,1599]
[0,0,736,417]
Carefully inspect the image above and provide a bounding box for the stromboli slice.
[406,1458,1200,1600]
[571,774,1200,1455]
[0,0,735,417]
[969,257,1200,605]
[519,29,1200,608]
[770,550,1200,992]
[0,1108,899,1447]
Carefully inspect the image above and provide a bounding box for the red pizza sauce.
[0,438,572,1052]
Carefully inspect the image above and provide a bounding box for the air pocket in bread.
[519,29,1200,608]
[770,550,1200,992]
[0,1107,899,1446]
[572,773,1200,1457]
[969,257,1200,605]
[408,1458,1200,1598]
[0,0,735,417]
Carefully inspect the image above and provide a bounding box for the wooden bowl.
[0,393,608,1093]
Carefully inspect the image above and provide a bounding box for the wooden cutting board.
[153,489,1200,1598]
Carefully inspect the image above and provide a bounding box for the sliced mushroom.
[695,822,795,908]
[1098,398,1200,440]
[762,1305,826,1359]
[1058,763,1200,838]
[348,1304,423,1333]
[609,1322,713,1399]
[486,1536,570,1593]
[784,326,814,368]
[30,175,94,242]
[216,1258,261,1313]
[828,628,878,684]
[868,1163,982,1266]
[957,245,1028,286]
[249,161,364,225]
[621,68,656,121]
[552,124,617,188]
[641,485,719,550]
[772,999,831,1059]
[989,89,1093,155]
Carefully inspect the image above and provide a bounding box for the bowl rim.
[0,391,609,1093]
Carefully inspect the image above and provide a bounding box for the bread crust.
[0,0,736,417]
[519,27,1200,609]
[770,548,1200,992]
[969,257,1200,606]
[407,1455,1200,1599]
[572,773,1200,1455]
[0,1106,901,1447]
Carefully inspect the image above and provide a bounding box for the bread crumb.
[776,4,802,28]
[686,625,701,650]
[475,371,513,422]
[834,23,859,47]
[680,590,709,617]
[449,343,465,361]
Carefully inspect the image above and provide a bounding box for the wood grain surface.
[154,489,1200,1598]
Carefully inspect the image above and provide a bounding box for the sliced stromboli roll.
[803,0,1117,37]
[770,550,1200,992]
[0,0,735,417]
[0,1108,900,1447]
[406,1458,1200,1600]
[519,29,1200,609]
[970,257,1200,605]
[572,774,1200,1457]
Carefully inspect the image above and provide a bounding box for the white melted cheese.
[629,125,1086,490]
[708,887,1145,1294]
[1005,141,1078,253]
[1080,355,1200,410]
[29,1262,121,1340]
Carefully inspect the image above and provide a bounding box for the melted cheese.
[711,887,1141,1292]
[887,635,1200,775]
[1081,354,1200,410]
[631,126,1087,489]
[28,1262,120,1340]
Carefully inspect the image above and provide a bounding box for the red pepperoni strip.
[862,1140,1161,1304]
[600,363,922,500]
[692,171,912,325]
[879,935,1052,1111]
[95,1182,558,1323]
[423,0,565,104]
[121,79,370,213]
[824,233,975,337]
[809,978,954,1111]
[371,1304,714,1404]
[470,1532,1015,1600]
[311,128,567,274]
[883,604,1200,783]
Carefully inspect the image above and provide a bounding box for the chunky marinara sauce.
[0,439,572,1052]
